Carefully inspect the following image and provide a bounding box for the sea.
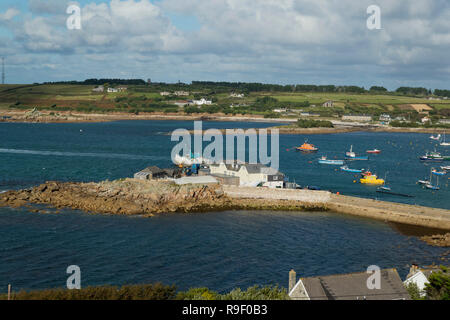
[0,120,448,293]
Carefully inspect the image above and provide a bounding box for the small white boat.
[440,133,450,146]
[430,134,441,140]
[441,166,450,171]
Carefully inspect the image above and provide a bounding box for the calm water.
[0,120,449,292]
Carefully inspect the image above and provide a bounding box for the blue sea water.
[0,120,449,293]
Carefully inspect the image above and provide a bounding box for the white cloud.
[0,0,449,88]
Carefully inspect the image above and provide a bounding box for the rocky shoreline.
[1,179,449,248]
[0,179,325,217]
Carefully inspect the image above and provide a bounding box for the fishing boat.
[366,149,381,154]
[417,179,430,185]
[318,156,344,165]
[360,174,385,185]
[297,140,318,152]
[440,133,450,146]
[432,169,446,176]
[420,151,444,161]
[346,145,356,158]
[361,170,373,177]
[430,133,441,140]
[340,165,363,173]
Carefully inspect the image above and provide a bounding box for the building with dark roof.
[288,269,410,300]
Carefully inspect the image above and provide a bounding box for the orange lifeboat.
[296,141,318,152]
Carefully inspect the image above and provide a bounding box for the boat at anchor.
[318,156,344,165]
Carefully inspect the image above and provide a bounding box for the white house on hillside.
[193,98,213,106]
[209,162,284,188]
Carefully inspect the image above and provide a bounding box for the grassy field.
[0,84,449,117]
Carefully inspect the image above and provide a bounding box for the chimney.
[407,263,419,278]
[289,269,297,293]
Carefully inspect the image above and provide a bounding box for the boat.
[417,179,430,185]
[361,170,373,177]
[297,140,318,152]
[440,133,450,146]
[426,183,440,190]
[360,174,385,185]
[432,169,446,176]
[366,149,381,154]
[424,168,441,190]
[346,145,356,158]
[376,187,415,198]
[430,134,441,140]
[318,156,344,165]
[340,165,363,173]
[441,166,450,171]
[345,146,368,160]
[420,151,444,161]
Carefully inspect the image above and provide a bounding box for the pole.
[7,284,11,300]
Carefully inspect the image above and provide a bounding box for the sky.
[0,0,449,90]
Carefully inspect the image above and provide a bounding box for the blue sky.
[0,0,449,90]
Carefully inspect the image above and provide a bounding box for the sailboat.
[425,168,440,190]
[345,145,369,160]
[440,133,450,146]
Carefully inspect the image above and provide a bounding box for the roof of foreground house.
[291,269,410,300]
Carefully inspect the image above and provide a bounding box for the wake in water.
[0,148,167,161]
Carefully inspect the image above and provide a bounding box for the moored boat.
[340,166,363,173]
[420,151,444,161]
[366,149,381,154]
[318,156,344,165]
[430,134,441,141]
[297,140,318,152]
[432,169,446,176]
[360,174,385,185]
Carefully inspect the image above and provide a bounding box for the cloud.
[0,0,448,88]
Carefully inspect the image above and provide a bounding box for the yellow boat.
[360,174,385,185]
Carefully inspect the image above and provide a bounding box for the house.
[288,269,410,300]
[439,119,450,125]
[134,166,182,180]
[403,264,441,297]
[209,162,285,188]
[322,100,334,108]
[160,91,171,96]
[342,115,373,122]
[117,86,128,92]
[139,166,168,180]
[92,85,104,93]
[193,98,213,106]
[395,116,407,122]
[230,93,245,98]
[421,116,431,124]
[174,91,189,96]
[273,108,287,113]
[107,87,119,93]
[379,114,391,122]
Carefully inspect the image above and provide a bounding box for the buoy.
[337,192,340,195]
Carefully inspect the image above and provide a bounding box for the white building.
[403,265,441,297]
[209,162,284,188]
[107,87,119,93]
[379,114,391,122]
[230,93,245,98]
[322,100,334,108]
[92,85,104,93]
[421,116,431,124]
[193,98,213,106]
[174,91,189,96]
[273,108,287,113]
[342,115,373,122]
[160,91,171,96]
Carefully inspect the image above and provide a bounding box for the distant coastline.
[1,109,450,134]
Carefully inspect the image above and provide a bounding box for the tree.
[425,266,450,300]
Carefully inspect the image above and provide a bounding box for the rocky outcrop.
[420,233,450,247]
[0,179,328,216]
[0,179,233,216]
